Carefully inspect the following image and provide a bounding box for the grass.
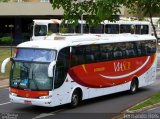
[129,92,160,111]
[0,47,14,80]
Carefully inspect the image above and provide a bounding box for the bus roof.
[33,19,61,25]
[17,34,156,51]
[103,20,151,25]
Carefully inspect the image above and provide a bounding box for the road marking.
[146,106,160,112]
[32,113,55,119]
[0,102,11,106]
[32,109,65,119]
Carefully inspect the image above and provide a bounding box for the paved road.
[0,55,160,119]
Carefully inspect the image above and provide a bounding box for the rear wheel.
[70,90,81,108]
[130,79,138,94]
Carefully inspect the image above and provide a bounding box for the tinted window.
[48,23,59,33]
[135,25,149,34]
[75,24,89,33]
[71,40,156,67]
[141,25,149,34]
[90,25,104,34]
[100,44,113,61]
[54,47,70,89]
[72,46,85,66]
[120,25,133,33]
[15,48,56,62]
[105,24,119,34]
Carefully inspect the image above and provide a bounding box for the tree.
[50,0,160,39]
[124,0,160,39]
[0,0,10,2]
[50,0,124,26]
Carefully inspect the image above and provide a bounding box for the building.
[0,1,64,44]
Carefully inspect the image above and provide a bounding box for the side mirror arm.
[48,61,56,78]
[1,58,11,73]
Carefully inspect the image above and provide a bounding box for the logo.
[114,61,131,72]
[26,93,29,98]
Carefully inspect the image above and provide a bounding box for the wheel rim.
[131,82,136,92]
[72,94,78,106]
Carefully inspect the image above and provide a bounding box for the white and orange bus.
[1,34,157,107]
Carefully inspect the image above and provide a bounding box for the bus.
[1,34,157,107]
[31,19,152,41]
[31,19,61,41]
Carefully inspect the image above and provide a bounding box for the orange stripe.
[10,88,49,98]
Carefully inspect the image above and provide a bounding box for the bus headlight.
[10,92,17,96]
[39,95,52,99]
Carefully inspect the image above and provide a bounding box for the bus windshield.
[10,49,56,90]
[11,62,52,90]
[15,48,56,62]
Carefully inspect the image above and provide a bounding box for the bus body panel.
[9,58,156,107]
[69,55,155,88]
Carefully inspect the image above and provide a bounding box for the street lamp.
[9,24,14,57]
[5,24,14,57]
[77,0,96,34]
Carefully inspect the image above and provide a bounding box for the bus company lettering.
[114,61,131,72]
[94,67,105,72]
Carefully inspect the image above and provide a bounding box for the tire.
[130,79,138,94]
[70,90,81,108]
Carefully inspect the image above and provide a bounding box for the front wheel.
[130,79,138,94]
[70,90,81,108]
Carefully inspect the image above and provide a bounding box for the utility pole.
[9,24,14,57]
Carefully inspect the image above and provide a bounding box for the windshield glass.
[34,25,47,36]
[10,62,52,90]
[15,48,56,62]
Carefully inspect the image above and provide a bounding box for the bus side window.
[135,25,141,34]
[141,25,149,34]
[105,24,119,34]
[84,24,89,33]
[71,48,78,66]
[150,41,156,54]
[90,25,104,34]
[141,41,148,55]
[100,50,109,61]
[54,47,70,89]
[113,43,123,59]
[67,24,75,33]
[100,44,113,61]
[71,46,85,67]
[120,25,132,33]
[145,41,156,55]
[125,42,136,58]
[48,23,59,33]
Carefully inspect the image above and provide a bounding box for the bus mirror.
[1,58,11,73]
[48,61,56,78]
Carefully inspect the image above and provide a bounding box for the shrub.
[0,36,13,45]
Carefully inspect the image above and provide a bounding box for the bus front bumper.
[9,94,53,107]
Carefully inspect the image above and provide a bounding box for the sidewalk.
[0,79,9,89]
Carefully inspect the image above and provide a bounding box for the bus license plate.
[24,100,32,104]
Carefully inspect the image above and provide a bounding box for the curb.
[126,102,160,113]
[112,98,160,119]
